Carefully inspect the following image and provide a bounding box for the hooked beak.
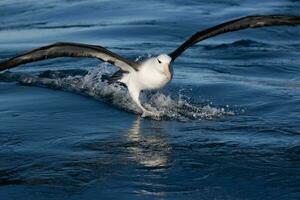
[163,64,172,80]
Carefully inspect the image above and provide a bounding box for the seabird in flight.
[0,15,300,117]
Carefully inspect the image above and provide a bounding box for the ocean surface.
[0,0,300,199]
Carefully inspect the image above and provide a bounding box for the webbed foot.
[141,109,160,118]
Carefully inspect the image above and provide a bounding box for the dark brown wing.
[169,15,300,61]
[0,42,139,72]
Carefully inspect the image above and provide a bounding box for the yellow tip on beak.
[163,64,172,80]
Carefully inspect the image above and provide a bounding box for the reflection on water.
[126,117,171,169]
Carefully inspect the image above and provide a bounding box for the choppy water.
[0,0,300,199]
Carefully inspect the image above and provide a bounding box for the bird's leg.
[128,86,157,117]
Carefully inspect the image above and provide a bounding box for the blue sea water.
[0,0,300,199]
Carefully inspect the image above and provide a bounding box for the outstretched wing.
[169,15,300,61]
[0,42,138,72]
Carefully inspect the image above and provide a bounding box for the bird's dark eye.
[157,59,162,64]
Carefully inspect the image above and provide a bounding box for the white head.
[155,54,172,80]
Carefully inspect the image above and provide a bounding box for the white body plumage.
[119,54,172,116]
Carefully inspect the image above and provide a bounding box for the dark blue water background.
[0,0,300,199]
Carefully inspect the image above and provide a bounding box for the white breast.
[137,59,170,90]
[120,58,170,91]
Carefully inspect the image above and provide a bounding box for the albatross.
[1,15,300,116]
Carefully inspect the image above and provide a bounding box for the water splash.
[0,66,234,120]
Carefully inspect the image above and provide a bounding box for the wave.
[0,66,234,121]
[202,39,276,50]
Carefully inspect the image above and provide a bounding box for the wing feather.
[0,42,138,72]
[169,15,300,61]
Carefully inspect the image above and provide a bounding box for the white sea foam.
[0,65,234,120]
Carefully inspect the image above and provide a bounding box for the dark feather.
[0,42,138,72]
[169,15,300,61]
